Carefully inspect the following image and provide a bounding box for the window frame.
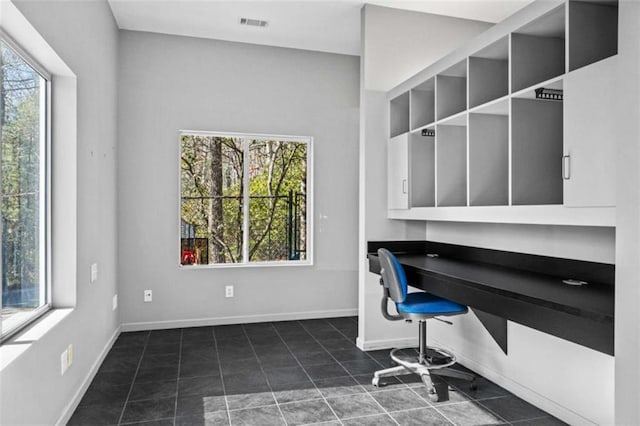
[0,32,52,343]
[178,130,313,268]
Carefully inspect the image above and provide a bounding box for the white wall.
[117,31,360,329]
[357,5,490,348]
[363,5,492,91]
[614,1,640,424]
[0,1,120,425]
[426,222,615,425]
[357,2,624,425]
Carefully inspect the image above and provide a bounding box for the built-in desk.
[368,241,614,356]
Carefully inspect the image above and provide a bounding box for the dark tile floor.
[69,317,565,426]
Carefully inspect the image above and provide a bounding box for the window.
[1,36,50,341]
[180,132,311,266]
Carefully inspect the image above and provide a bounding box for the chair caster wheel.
[372,377,381,387]
[426,387,439,402]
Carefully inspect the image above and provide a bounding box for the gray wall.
[1,1,119,424]
[117,31,360,328]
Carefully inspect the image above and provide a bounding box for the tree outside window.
[1,38,49,340]
[180,133,311,266]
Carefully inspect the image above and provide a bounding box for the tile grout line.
[171,329,183,426]
[116,331,150,426]
[328,320,483,426]
[299,320,401,426]
[240,323,290,426]
[402,385,458,426]
[77,320,560,426]
[212,326,233,426]
[474,396,520,424]
[321,320,405,425]
[272,321,345,426]
[373,346,460,425]
[324,320,396,371]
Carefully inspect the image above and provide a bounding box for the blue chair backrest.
[377,248,407,303]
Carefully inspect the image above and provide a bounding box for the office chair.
[372,248,476,402]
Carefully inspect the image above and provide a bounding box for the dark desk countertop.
[367,241,615,355]
[394,254,613,324]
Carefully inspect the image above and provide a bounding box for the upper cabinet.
[563,55,617,207]
[387,134,409,210]
[386,0,619,227]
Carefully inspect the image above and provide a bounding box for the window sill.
[179,260,314,269]
[0,308,73,372]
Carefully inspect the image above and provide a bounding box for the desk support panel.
[473,310,508,354]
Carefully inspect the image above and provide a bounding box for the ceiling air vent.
[239,18,268,28]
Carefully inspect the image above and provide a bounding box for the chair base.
[372,347,476,401]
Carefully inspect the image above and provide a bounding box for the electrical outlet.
[144,290,153,302]
[60,349,68,375]
[67,344,73,367]
[90,263,98,283]
[225,285,234,298]
[112,294,118,311]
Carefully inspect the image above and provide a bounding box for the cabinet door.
[387,134,409,210]
[563,56,617,207]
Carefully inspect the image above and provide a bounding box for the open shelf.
[438,110,467,126]
[511,5,565,93]
[436,124,467,207]
[568,0,618,72]
[411,78,435,131]
[390,91,410,137]
[437,60,467,120]
[511,98,563,205]
[469,37,509,108]
[469,113,508,206]
[410,131,436,207]
[470,97,509,115]
[512,76,563,100]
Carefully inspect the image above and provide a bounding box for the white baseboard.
[453,352,595,426]
[121,308,358,332]
[356,336,417,351]
[55,325,121,426]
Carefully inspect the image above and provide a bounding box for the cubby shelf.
[469,113,509,206]
[437,60,467,121]
[568,0,618,72]
[409,132,436,208]
[511,98,563,205]
[469,97,509,115]
[386,0,619,226]
[469,37,509,108]
[390,92,410,138]
[511,5,565,93]
[437,123,467,207]
[411,78,435,131]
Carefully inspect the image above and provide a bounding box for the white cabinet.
[563,56,617,207]
[387,134,409,210]
[385,0,619,225]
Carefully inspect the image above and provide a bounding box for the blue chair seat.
[396,292,468,315]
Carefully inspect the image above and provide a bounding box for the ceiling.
[107,0,533,56]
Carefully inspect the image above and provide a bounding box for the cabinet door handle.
[562,155,571,180]
[402,179,408,194]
